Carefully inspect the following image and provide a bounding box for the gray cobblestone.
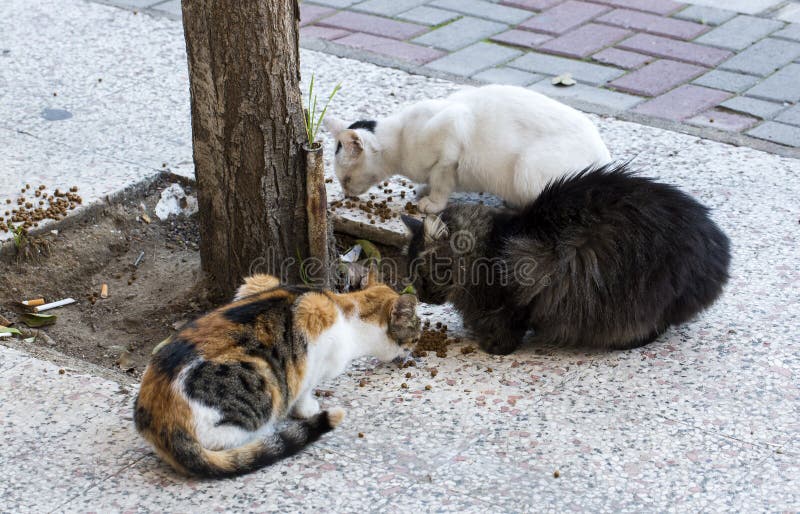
[721,96,786,119]
[397,6,461,26]
[772,23,800,42]
[413,16,506,51]
[692,70,759,93]
[530,80,644,112]
[775,104,800,126]
[745,63,800,102]
[695,15,785,51]
[354,0,430,17]
[509,52,624,86]
[426,42,521,76]
[747,121,800,146]
[673,5,736,26]
[472,66,544,86]
[430,0,532,25]
[719,38,800,76]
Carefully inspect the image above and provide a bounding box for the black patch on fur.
[133,401,153,433]
[223,296,287,324]
[405,162,731,353]
[185,361,272,432]
[151,338,198,380]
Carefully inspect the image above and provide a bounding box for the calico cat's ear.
[401,214,423,238]
[323,116,347,136]
[423,215,449,243]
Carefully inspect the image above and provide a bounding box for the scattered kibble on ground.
[0,184,82,233]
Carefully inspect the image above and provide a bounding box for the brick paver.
[318,11,427,39]
[539,23,631,58]
[687,109,759,132]
[609,59,706,96]
[413,16,507,50]
[519,1,610,35]
[695,15,784,51]
[592,47,653,69]
[720,96,786,119]
[427,42,522,75]
[719,38,800,76]
[673,5,736,26]
[430,0,533,24]
[633,84,731,120]
[490,29,552,48]
[236,0,800,148]
[336,32,445,63]
[509,52,625,84]
[748,122,800,147]
[597,8,709,40]
[692,69,760,93]
[618,33,732,66]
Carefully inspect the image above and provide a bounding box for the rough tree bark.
[182,0,309,297]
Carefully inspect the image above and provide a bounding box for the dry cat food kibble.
[413,323,461,358]
[0,184,82,233]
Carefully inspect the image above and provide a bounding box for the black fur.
[403,163,731,354]
[151,338,198,380]
[336,119,377,154]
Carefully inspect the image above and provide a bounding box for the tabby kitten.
[134,271,420,478]
[402,163,730,355]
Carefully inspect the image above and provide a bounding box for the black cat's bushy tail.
[154,409,345,479]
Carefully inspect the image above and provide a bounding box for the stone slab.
[719,38,800,77]
[744,63,800,102]
[609,59,707,96]
[430,0,533,24]
[633,84,731,120]
[673,5,736,26]
[472,66,545,86]
[695,15,784,51]
[530,79,645,111]
[618,33,732,67]
[397,6,461,26]
[692,69,760,93]
[426,42,522,76]
[747,121,800,147]
[412,16,507,51]
[519,0,610,35]
[721,96,787,119]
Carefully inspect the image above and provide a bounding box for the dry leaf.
[551,73,576,87]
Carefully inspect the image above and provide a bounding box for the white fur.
[177,305,404,451]
[325,84,611,213]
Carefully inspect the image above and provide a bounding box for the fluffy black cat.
[402,162,731,355]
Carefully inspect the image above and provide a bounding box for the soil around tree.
[0,178,214,377]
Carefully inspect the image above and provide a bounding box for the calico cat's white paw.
[418,196,447,214]
[292,396,321,419]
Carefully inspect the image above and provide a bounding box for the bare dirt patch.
[0,178,213,377]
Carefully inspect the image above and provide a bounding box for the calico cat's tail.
[158,408,345,478]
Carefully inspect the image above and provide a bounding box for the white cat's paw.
[415,184,431,198]
[418,196,446,214]
[292,397,321,419]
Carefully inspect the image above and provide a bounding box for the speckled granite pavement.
[1,0,800,512]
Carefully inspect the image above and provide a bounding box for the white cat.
[324,84,612,214]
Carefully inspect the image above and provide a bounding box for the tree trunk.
[182,0,308,297]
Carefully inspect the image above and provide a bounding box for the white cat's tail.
[144,408,345,478]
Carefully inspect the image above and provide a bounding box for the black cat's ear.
[423,215,449,243]
[401,214,423,238]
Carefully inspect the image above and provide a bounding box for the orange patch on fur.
[236,274,280,299]
[294,293,338,340]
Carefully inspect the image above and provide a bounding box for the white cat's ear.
[423,215,449,243]
[323,116,347,136]
[342,130,364,158]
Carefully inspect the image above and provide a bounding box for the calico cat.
[134,271,420,478]
[402,163,730,355]
[324,84,610,214]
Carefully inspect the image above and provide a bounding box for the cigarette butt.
[140,213,151,224]
[34,298,76,312]
[22,298,45,307]
[100,284,109,299]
